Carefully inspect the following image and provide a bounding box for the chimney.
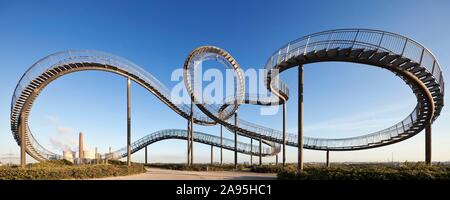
[79,132,84,164]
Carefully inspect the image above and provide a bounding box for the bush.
[277,163,450,180]
[0,161,145,180]
[250,165,287,173]
[146,163,250,171]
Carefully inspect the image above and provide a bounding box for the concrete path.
[95,167,277,180]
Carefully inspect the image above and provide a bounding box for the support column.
[283,101,286,166]
[220,125,223,165]
[190,103,194,165]
[326,150,330,168]
[210,145,214,165]
[187,119,191,165]
[250,138,253,165]
[127,78,131,166]
[298,65,304,172]
[259,137,262,166]
[276,154,278,165]
[145,146,148,165]
[425,123,432,165]
[95,147,98,164]
[234,113,238,168]
[19,114,26,168]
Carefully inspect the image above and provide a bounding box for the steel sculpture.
[10,29,444,167]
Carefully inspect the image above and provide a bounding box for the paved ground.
[96,167,277,180]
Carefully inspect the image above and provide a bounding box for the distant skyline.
[0,0,449,164]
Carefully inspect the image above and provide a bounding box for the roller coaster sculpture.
[11,29,444,166]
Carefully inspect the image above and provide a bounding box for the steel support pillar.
[250,138,253,165]
[234,113,238,168]
[276,154,278,165]
[20,114,26,168]
[326,150,330,168]
[210,145,214,165]
[282,101,286,166]
[187,119,191,165]
[190,101,194,165]
[127,78,131,166]
[145,146,148,165]
[298,65,304,171]
[220,125,223,165]
[259,137,262,166]
[425,123,432,165]
[95,147,98,164]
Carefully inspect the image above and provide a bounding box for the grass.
[277,162,450,180]
[0,160,146,180]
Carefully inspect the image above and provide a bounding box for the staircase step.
[409,66,424,74]
[316,49,327,58]
[369,52,389,61]
[359,50,376,59]
[380,54,400,64]
[399,62,418,70]
[391,57,410,66]
[338,47,352,57]
[327,48,339,57]
[305,51,317,59]
[349,48,364,57]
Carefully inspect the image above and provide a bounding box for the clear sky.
[0,0,449,164]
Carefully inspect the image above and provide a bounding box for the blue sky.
[0,0,449,164]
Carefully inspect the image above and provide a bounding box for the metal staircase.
[10,29,444,161]
[111,129,273,159]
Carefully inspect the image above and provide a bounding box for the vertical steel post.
[259,137,262,166]
[145,146,148,165]
[283,100,286,166]
[190,103,194,165]
[20,114,26,168]
[127,78,131,166]
[210,145,213,165]
[425,123,432,166]
[250,138,253,165]
[187,119,190,165]
[326,150,330,168]
[276,154,278,165]
[298,65,304,172]
[95,147,98,164]
[234,113,238,168]
[220,125,223,165]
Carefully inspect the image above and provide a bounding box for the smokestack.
[95,147,98,163]
[79,132,84,164]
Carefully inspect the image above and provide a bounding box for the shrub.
[146,163,250,171]
[250,165,287,173]
[0,161,145,180]
[277,163,450,180]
